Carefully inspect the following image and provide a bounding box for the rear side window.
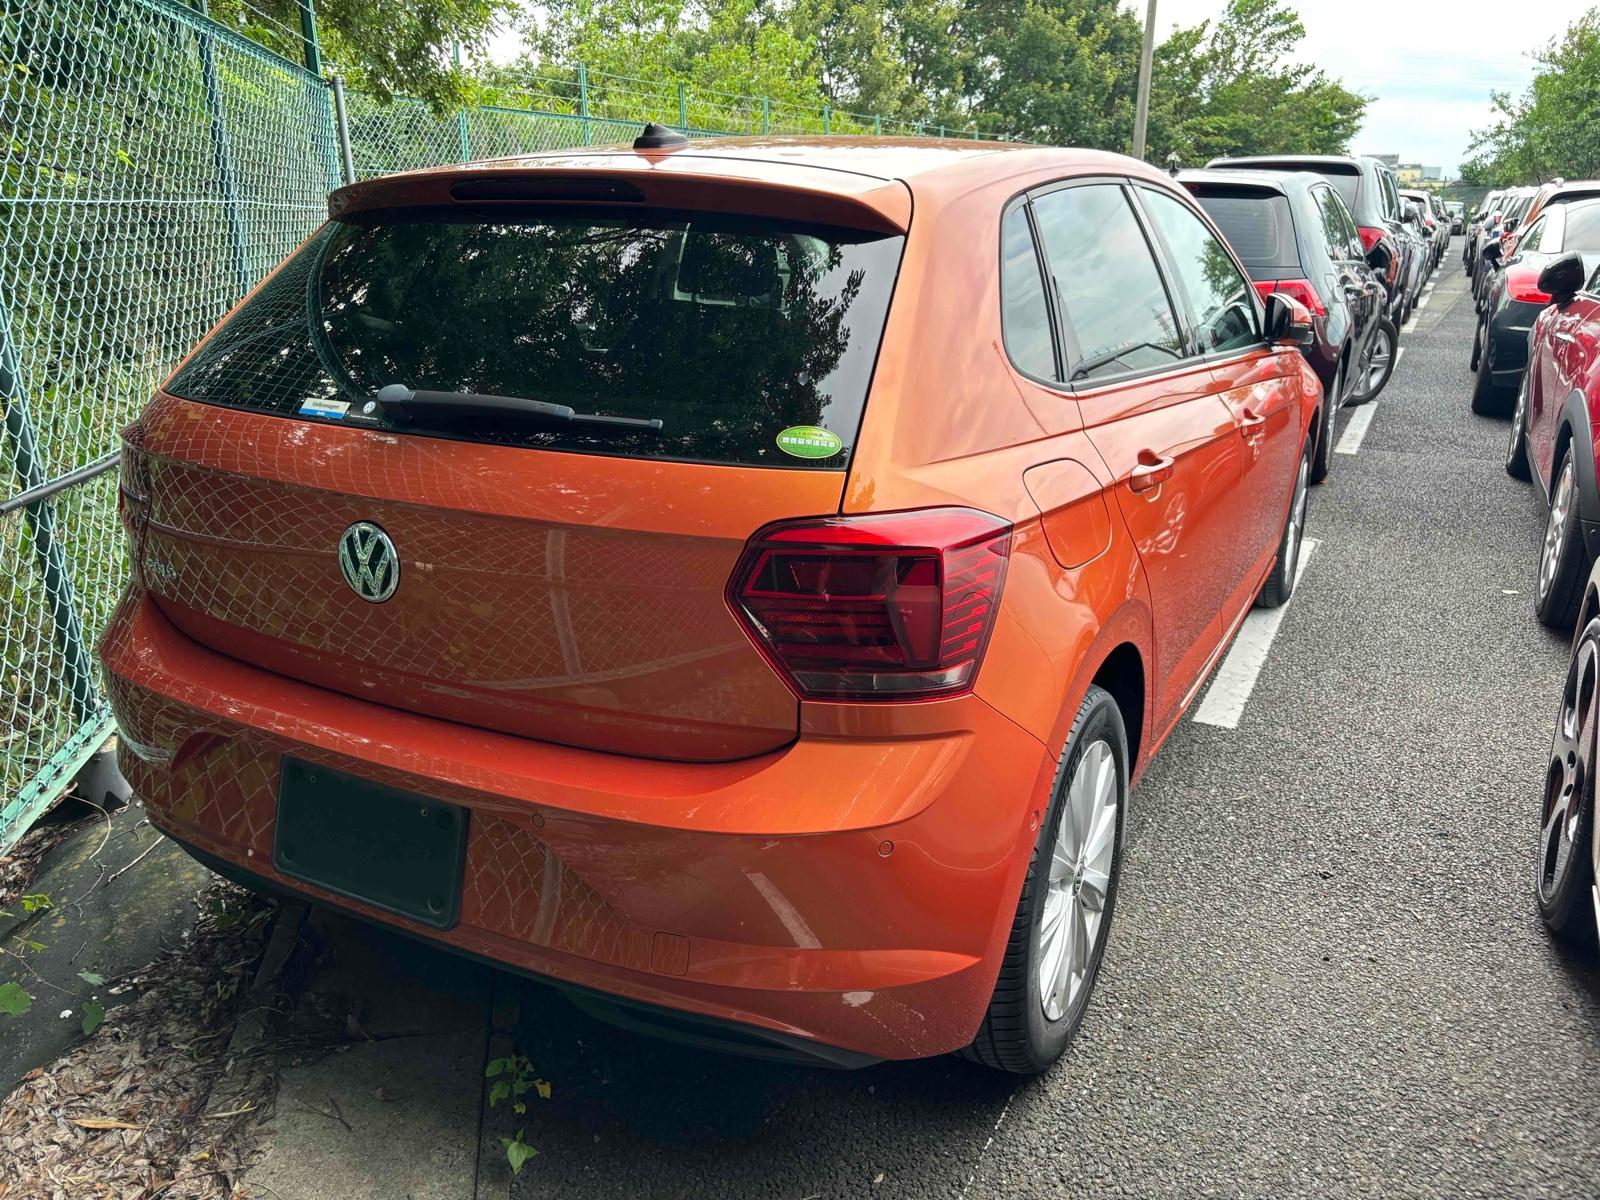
[165,208,904,469]
[1322,170,1359,214]
[1000,204,1057,379]
[1139,188,1259,355]
[1191,190,1296,267]
[1313,185,1360,260]
[1562,201,1600,252]
[1031,184,1183,382]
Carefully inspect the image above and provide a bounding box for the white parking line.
[1334,348,1404,455]
[1192,539,1319,729]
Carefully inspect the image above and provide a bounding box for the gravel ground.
[505,243,1600,1200]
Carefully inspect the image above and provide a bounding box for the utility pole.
[1132,0,1157,161]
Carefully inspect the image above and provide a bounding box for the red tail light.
[1252,278,1327,317]
[728,507,1012,701]
[1505,266,1552,305]
[1357,225,1384,253]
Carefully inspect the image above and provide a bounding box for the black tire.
[1536,454,1589,630]
[1536,616,1600,945]
[1347,320,1396,406]
[1309,367,1338,485]
[1506,371,1532,481]
[1256,435,1312,609]
[963,685,1127,1074]
[1470,328,1513,416]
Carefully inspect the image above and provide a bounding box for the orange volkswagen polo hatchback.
[102,133,1321,1073]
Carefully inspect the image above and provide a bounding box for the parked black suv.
[1181,168,1393,485]
[1206,154,1411,325]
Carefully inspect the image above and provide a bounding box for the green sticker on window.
[775,426,842,459]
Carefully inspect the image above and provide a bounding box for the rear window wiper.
[373,384,664,433]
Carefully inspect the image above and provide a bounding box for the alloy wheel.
[1363,328,1393,395]
[1539,627,1598,909]
[1038,739,1117,1022]
[1283,453,1309,582]
[1540,461,1576,602]
[1508,374,1529,470]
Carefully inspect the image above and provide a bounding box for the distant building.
[1396,163,1423,185]
[1371,153,1400,168]
[1422,166,1443,181]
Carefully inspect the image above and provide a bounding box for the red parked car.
[1505,251,1600,627]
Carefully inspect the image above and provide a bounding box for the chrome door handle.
[1129,453,1174,493]
[1555,332,1578,345]
[1240,409,1267,437]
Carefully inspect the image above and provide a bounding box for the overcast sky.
[1140,0,1594,176]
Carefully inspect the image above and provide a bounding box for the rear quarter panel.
[841,161,1160,782]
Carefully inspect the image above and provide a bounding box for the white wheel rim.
[1038,740,1118,1022]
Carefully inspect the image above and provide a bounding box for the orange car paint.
[101,138,1321,1062]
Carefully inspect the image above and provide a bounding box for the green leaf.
[485,1058,507,1078]
[501,1135,538,1175]
[77,971,105,987]
[0,983,30,1017]
[81,1001,105,1035]
[512,1101,525,1115]
[488,1080,510,1107]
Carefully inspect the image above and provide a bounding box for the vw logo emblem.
[338,521,399,603]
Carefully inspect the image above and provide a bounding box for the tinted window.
[1312,185,1358,260]
[1031,184,1183,382]
[1325,171,1360,213]
[1564,201,1600,253]
[166,209,903,469]
[1191,190,1295,266]
[1140,188,1259,354]
[1519,214,1550,254]
[1000,204,1057,379]
[1381,173,1401,220]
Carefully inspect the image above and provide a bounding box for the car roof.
[328,135,1182,231]
[1206,153,1374,174]
[1176,168,1295,195]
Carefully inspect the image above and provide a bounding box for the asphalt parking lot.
[465,244,1600,1199]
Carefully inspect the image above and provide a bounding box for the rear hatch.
[129,162,908,761]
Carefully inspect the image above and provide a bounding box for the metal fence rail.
[1,0,1004,851]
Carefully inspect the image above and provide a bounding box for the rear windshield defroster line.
[164,204,906,470]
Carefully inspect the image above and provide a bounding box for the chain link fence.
[2,0,1006,851]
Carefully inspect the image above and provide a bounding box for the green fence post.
[939,124,945,137]
[453,43,471,161]
[761,96,769,134]
[677,83,687,130]
[822,105,830,134]
[189,0,252,301]
[579,64,591,146]
[874,114,881,135]
[0,298,98,726]
[297,0,321,75]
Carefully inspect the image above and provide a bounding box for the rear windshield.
[1191,191,1295,266]
[165,207,904,469]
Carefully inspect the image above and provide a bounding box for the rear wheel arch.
[1090,643,1145,771]
[1556,391,1600,524]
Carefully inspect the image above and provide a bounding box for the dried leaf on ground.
[0,880,278,1200]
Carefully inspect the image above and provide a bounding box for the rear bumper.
[100,586,1051,1062]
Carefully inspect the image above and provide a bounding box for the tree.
[1465,8,1600,185]
[206,0,513,110]
[1144,0,1367,166]
[504,0,829,127]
